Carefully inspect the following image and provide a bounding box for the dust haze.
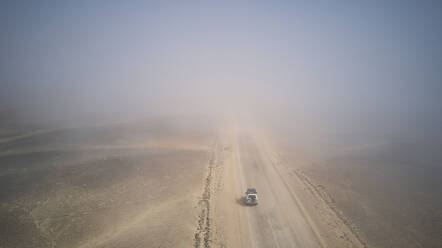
[1,1,442,248]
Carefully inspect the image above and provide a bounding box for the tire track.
[194,140,217,248]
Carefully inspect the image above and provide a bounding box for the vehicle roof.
[246,188,257,193]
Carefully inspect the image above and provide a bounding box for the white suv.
[245,188,258,205]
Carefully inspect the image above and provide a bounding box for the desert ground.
[265,120,442,248]
[0,117,441,247]
[0,118,214,248]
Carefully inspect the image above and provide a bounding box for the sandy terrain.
[265,122,442,248]
[0,120,214,248]
[280,141,442,248]
[2,118,439,247]
[0,121,366,248]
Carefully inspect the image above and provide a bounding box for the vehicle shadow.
[236,196,248,206]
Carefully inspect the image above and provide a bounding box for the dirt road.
[200,127,364,248]
[200,128,321,248]
[235,132,324,248]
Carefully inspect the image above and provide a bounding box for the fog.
[2,2,442,247]
[1,1,442,135]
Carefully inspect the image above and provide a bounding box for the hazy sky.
[1,1,441,125]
